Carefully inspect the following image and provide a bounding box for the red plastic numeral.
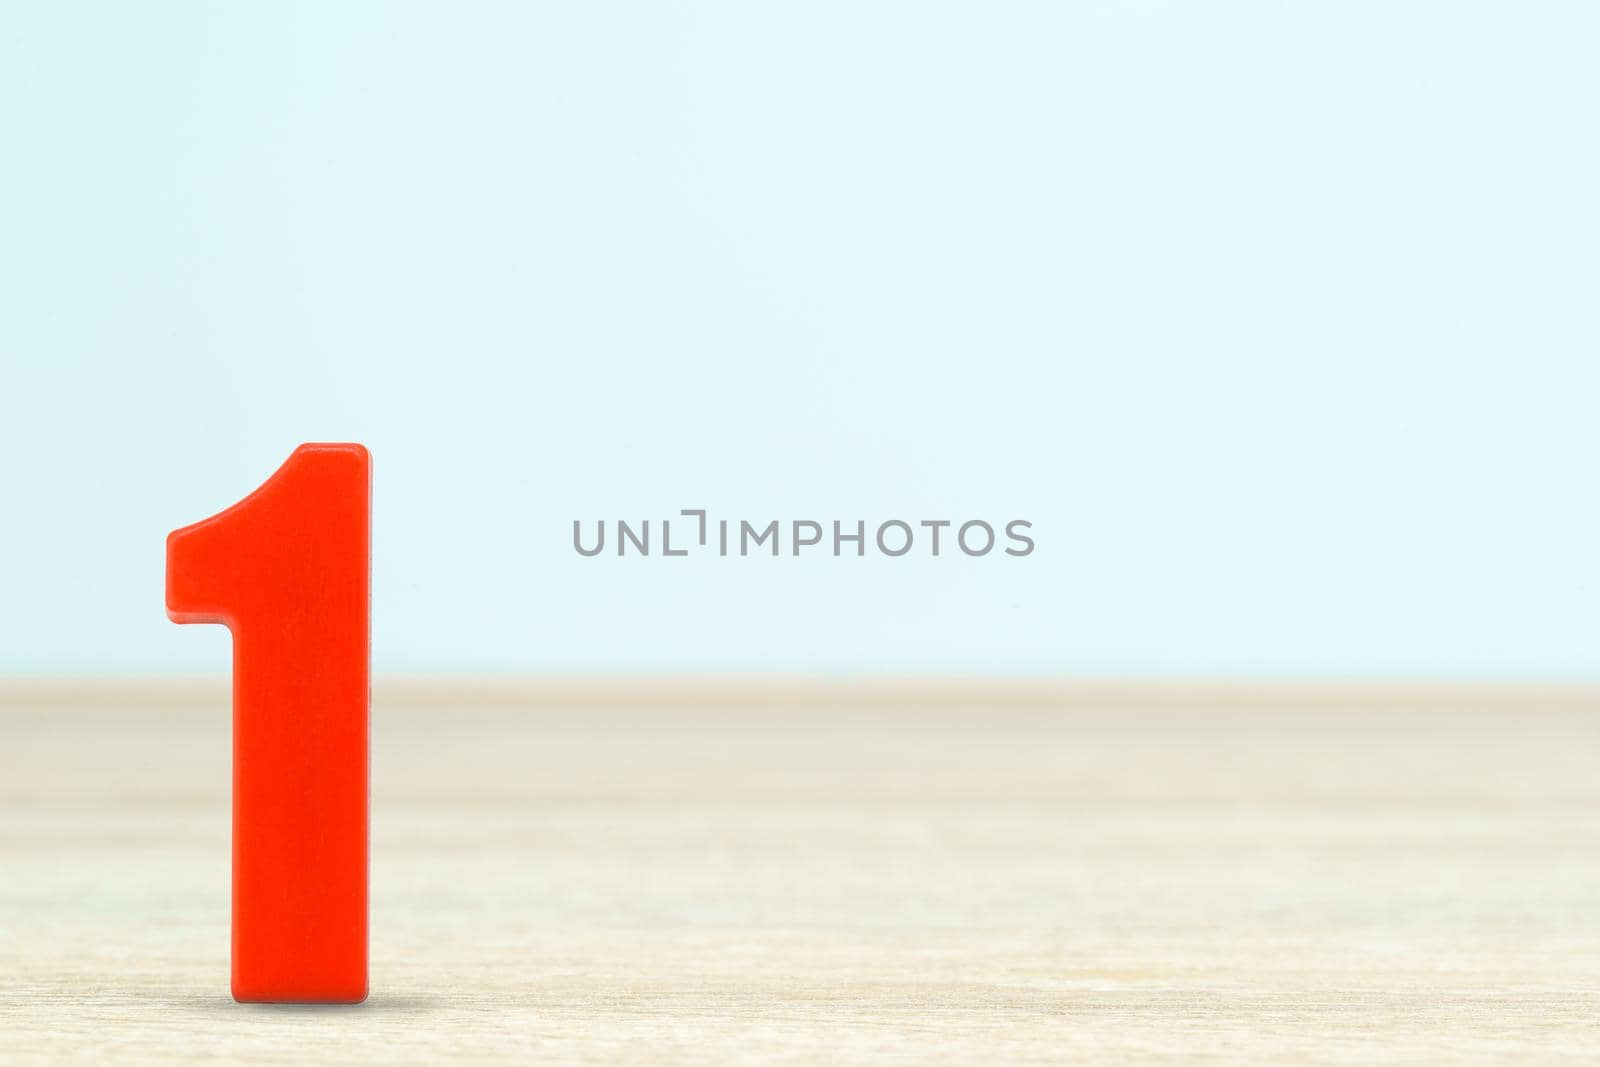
[166,443,370,1003]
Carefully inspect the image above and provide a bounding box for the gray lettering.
[834,520,865,556]
[662,519,688,556]
[618,519,649,556]
[741,520,779,556]
[792,520,823,555]
[681,508,707,545]
[573,520,605,557]
[876,520,913,557]
[1004,519,1035,557]
[958,519,994,556]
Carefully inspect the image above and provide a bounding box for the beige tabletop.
[1,681,1597,1064]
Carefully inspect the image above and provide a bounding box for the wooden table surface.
[2,686,1598,1063]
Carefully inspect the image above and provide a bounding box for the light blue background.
[2,2,1596,676]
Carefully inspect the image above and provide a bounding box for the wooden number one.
[166,443,370,1004]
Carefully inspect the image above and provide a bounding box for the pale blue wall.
[2,2,1597,676]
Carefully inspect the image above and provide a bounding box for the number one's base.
[166,443,371,1004]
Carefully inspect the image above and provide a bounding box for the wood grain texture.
[1,688,1598,1063]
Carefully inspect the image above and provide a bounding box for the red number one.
[166,443,370,1003]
